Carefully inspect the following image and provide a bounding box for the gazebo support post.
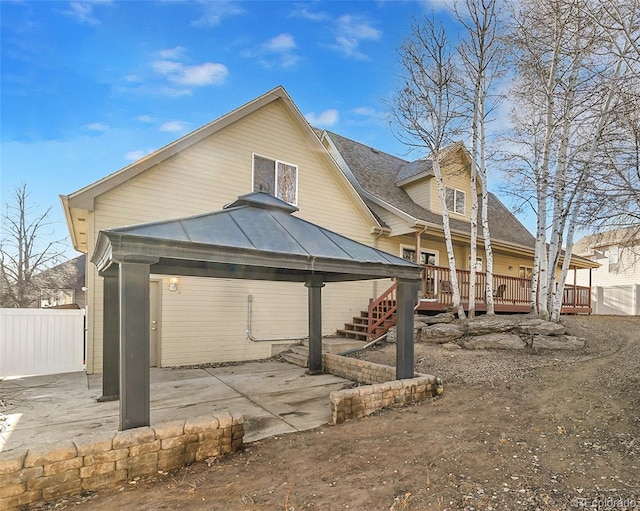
[396,278,419,380]
[118,260,152,430]
[305,278,325,375]
[98,272,119,402]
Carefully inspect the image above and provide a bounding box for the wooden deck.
[415,265,592,315]
[340,265,593,341]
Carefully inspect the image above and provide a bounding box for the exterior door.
[149,280,159,366]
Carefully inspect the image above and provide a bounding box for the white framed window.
[608,246,619,272]
[445,187,465,215]
[401,246,438,266]
[469,256,483,271]
[252,154,298,205]
[519,265,533,288]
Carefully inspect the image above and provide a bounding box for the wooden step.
[336,329,368,341]
[343,322,367,332]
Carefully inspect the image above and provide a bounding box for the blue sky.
[3,0,524,258]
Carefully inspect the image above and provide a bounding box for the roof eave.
[67,86,293,211]
[396,171,432,187]
[91,232,421,282]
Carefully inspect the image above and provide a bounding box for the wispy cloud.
[152,47,228,91]
[352,106,388,126]
[261,33,299,68]
[191,0,244,27]
[289,5,330,22]
[159,121,190,133]
[157,46,187,60]
[291,6,382,61]
[125,149,154,161]
[136,115,156,123]
[86,122,109,132]
[305,109,339,127]
[264,33,296,53]
[330,15,382,60]
[244,33,300,69]
[59,1,112,25]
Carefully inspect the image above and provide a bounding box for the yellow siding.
[404,180,430,210]
[373,207,415,237]
[429,152,473,222]
[86,100,377,372]
[379,231,535,277]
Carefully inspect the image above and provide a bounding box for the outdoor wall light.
[168,277,179,291]
[508,266,513,271]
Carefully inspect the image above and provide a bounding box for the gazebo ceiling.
[91,192,421,283]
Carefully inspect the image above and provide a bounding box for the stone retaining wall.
[329,376,439,424]
[323,353,396,384]
[323,353,441,424]
[0,412,244,511]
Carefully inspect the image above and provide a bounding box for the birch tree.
[455,0,505,316]
[393,15,467,319]
[581,0,640,229]
[504,0,639,320]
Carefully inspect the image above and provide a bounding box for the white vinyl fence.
[0,308,85,378]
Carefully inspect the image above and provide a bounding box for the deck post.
[305,278,325,375]
[396,278,419,379]
[118,259,152,430]
[99,271,119,402]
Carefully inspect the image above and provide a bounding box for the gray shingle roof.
[93,192,420,282]
[396,160,433,184]
[324,131,535,248]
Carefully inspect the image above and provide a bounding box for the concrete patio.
[0,360,352,457]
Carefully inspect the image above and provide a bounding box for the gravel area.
[25,315,640,511]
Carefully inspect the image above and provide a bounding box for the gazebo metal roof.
[92,191,421,282]
[91,192,420,431]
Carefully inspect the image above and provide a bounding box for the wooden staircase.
[337,283,398,341]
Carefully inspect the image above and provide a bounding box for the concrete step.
[302,337,367,353]
[280,351,308,368]
[290,345,308,356]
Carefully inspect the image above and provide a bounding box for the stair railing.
[367,282,398,340]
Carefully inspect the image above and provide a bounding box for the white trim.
[399,244,439,266]
[252,153,299,206]
[445,186,466,216]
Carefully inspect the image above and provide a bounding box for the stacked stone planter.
[0,413,244,511]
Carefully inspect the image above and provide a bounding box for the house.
[36,255,86,309]
[573,227,640,315]
[61,86,593,374]
[318,130,595,320]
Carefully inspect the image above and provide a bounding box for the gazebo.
[91,192,421,430]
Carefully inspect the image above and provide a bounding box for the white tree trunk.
[479,118,495,314]
[551,193,582,321]
[468,101,480,318]
[432,157,466,318]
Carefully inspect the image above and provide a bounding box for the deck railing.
[420,264,590,310]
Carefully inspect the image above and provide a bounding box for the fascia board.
[67,86,291,211]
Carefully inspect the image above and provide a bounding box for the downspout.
[371,226,390,298]
[246,294,307,342]
[414,224,428,298]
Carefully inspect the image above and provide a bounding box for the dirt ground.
[32,316,640,511]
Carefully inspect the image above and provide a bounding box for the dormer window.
[445,187,465,215]
[253,154,298,205]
